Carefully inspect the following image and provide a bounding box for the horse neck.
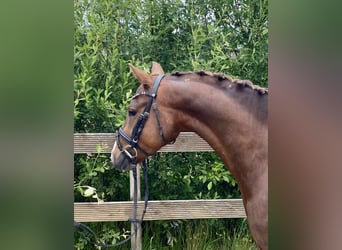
[163,75,268,181]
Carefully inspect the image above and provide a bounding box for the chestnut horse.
[111,62,268,249]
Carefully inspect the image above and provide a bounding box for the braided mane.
[171,71,268,95]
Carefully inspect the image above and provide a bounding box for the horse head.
[111,62,179,171]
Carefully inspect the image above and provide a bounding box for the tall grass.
[141,219,257,250]
[74,210,257,249]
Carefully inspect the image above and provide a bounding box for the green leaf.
[207,181,213,190]
[83,187,96,197]
[89,171,97,176]
[96,144,102,153]
[223,176,230,183]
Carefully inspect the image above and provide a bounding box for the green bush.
[74,0,267,248]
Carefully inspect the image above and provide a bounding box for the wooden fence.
[74,132,246,249]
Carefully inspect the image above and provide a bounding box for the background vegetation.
[74,0,267,248]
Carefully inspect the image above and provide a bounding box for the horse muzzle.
[112,153,132,171]
[111,141,136,171]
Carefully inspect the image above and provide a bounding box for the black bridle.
[75,74,173,249]
[116,74,170,162]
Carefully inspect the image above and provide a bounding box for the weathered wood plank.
[74,199,246,222]
[74,132,213,154]
[74,133,113,154]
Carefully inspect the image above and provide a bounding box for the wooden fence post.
[130,166,141,250]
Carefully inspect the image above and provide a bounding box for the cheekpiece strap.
[151,74,164,97]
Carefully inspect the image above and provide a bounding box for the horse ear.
[151,61,164,76]
[129,64,153,88]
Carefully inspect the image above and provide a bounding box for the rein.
[74,160,149,249]
[75,75,168,248]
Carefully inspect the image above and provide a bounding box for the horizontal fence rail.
[74,132,214,154]
[74,199,245,222]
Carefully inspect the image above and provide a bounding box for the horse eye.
[128,110,137,116]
